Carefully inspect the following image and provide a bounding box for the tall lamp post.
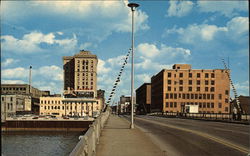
[128,2,139,129]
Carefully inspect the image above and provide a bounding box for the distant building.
[136,83,151,114]
[231,96,250,114]
[151,64,230,113]
[1,84,49,98]
[63,50,98,98]
[1,84,49,122]
[1,95,31,122]
[118,95,136,114]
[57,50,103,117]
[39,96,102,117]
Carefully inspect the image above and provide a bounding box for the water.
[2,131,84,156]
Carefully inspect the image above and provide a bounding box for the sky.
[1,1,249,103]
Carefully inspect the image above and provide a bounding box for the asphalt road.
[124,115,250,156]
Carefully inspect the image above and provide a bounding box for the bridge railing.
[70,106,111,156]
[149,112,250,122]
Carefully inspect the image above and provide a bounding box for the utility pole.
[128,2,139,129]
[29,66,32,95]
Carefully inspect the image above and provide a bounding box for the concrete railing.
[70,107,110,156]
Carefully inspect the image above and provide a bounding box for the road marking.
[135,117,250,154]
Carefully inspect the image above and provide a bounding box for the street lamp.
[128,2,139,129]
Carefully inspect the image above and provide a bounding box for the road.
[124,115,250,156]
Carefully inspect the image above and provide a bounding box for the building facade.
[1,95,31,122]
[151,64,230,113]
[63,50,98,98]
[231,96,250,114]
[136,83,151,114]
[39,96,102,117]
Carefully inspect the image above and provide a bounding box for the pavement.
[96,114,165,156]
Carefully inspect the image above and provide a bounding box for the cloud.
[1,80,26,84]
[198,1,248,17]
[2,1,149,35]
[234,81,249,96]
[1,31,77,54]
[136,74,151,83]
[36,65,63,81]
[2,67,29,79]
[1,58,19,67]
[167,1,194,17]
[163,16,248,45]
[97,59,112,75]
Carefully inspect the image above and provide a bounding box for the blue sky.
[1,1,249,102]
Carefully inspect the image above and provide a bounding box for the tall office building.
[151,64,230,113]
[63,50,98,98]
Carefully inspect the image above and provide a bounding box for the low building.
[151,64,230,113]
[1,94,31,122]
[40,96,102,117]
[118,95,131,114]
[231,96,250,114]
[136,83,151,114]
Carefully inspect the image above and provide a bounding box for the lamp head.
[128,3,139,11]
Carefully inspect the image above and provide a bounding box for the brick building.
[136,83,151,114]
[151,64,230,113]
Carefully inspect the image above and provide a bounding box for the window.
[170,102,173,108]
[199,94,202,99]
[168,87,171,91]
[168,73,171,77]
[187,94,190,99]
[174,102,177,108]
[179,93,182,98]
[166,93,169,99]
[48,101,50,104]
[203,94,206,99]
[189,73,192,78]
[170,93,173,99]
[197,80,200,85]
[211,73,215,78]
[197,87,200,91]
[10,97,13,101]
[195,94,198,99]
[189,80,192,85]
[199,103,202,108]
[218,103,222,108]
[191,94,194,99]
[211,103,214,108]
[211,80,215,85]
[188,87,192,92]
[203,103,206,108]
[2,97,4,101]
[211,94,214,99]
[210,87,215,92]
[166,102,169,107]
[179,86,183,91]
[205,73,209,78]
[168,80,171,84]
[179,73,183,77]
[45,106,46,110]
[174,94,177,99]
[225,90,229,95]
[205,87,209,92]
[225,98,229,103]
[179,80,183,85]
[183,94,186,99]
[207,94,210,99]
[41,100,43,104]
[197,73,200,78]
[205,80,209,85]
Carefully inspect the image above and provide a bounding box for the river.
[2,131,84,156]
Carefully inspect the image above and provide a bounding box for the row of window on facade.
[77,66,94,71]
[167,80,215,85]
[166,93,229,102]
[1,87,27,91]
[1,97,14,101]
[168,72,216,78]
[167,86,216,92]
[42,105,98,110]
[165,102,228,112]
[77,60,94,64]
[40,101,97,105]
[77,73,94,77]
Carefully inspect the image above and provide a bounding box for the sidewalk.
[96,114,164,156]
